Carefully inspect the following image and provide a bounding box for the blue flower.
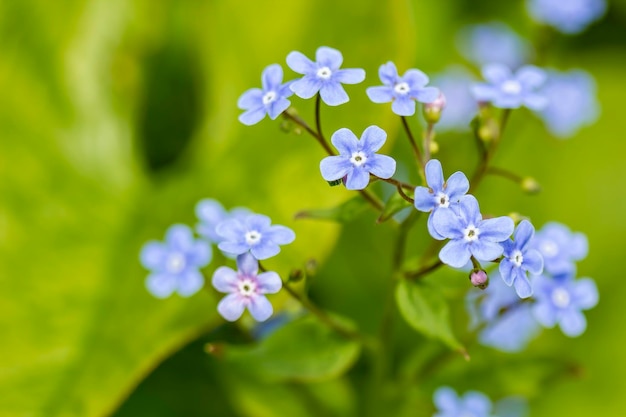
[140,224,212,298]
[432,195,514,268]
[286,46,366,106]
[195,199,251,244]
[467,272,542,352]
[433,386,495,417]
[526,0,606,34]
[216,214,296,260]
[532,273,599,336]
[472,64,548,110]
[237,64,294,125]
[366,61,439,116]
[457,22,533,69]
[430,66,478,132]
[499,220,544,298]
[537,69,600,138]
[212,253,282,322]
[320,126,396,190]
[530,222,588,276]
[414,159,470,239]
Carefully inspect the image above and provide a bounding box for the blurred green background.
[1,0,625,416]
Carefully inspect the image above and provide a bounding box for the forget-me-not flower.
[532,273,599,337]
[499,220,544,298]
[366,61,439,116]
[527,0,607,34]
[433,386,495,417]
[212,253,282,322]
[457,22,533,69]
[432,195,514,268]
[237,64,294,125]
[195,199,251,244]
[472,64,548,110]
[216,214,295,260]
[530,222,588,276]
[286,46,365,106]
[414,159,470,239]
[537,69,600,138]
[320,126,396,190]
[140,224,212,298]
[431,67,478,132]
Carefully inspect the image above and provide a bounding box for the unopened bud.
[288,269,303,283]
[478,118,499,143]
[305,258,318,276]
[429,140,439,155]
[422,93,447,124]
[521,177,541,194]
[469,269,489,290]
[204,343,224,358]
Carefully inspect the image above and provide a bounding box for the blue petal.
[427,213,446,240]
[360,125,387,154]
[499,259,515,286]
[403,68,429,88]
[523,93,548,111]
[482,63,512,84]
[267,225,296,245]
[431,208,464,239]
[236,252,258,275]
[237,88,263,109]
[366,86,394,103]
[532,300,558,328]
[444,171,470,200]
[463,391,492,415]
[523,249,544,275]
[439,239,472,268]
[239,107,267,125]
[425,159,444,191]
[471,83,497,102]
[378,61,399,85]
[248,295,274,322]
[391,96,416,116]
[480,305,541,352]
[560,309,587,337]
[217,241,249,256]
[493,94,523,109]
[516,65,546,89]
[414,86,439,103]
[177,270,204,297]
[572,278,598,309]
[218,293,246,321]
[330,128,359,154]
[366,154,396,179]
[257,271,282,294]
[320,156,352,181]
[320,82,349,106]
[286,51,315,74]
[479,216,514,242]
[245,214,272,232]
[195,199,226,224]
[190,240,212,267]
[334,68,366,84]
[140,241,167,270]
[344,167,370,190]
[290,76,322,99]
[413,186,436,212]
[251,242,281,260]
[433,386,459,413]
[570,232,589,260]
[216,219,246,242]
[166,224,195,251]
[267,97,291,119]
[212,266,239,293]
[470,240,504,262]
[262,64,284,90]
[513,272,533,298]
[316,46,343,69]
[146,273,176,299]
[458,195,482,226]
[514,220,535,248]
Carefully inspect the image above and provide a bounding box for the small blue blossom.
[537,69,600,138]
[286,46,365,106]
[532,273,599,336]
[414,159,470,239]
[212,253,282,322]
[237,64,294,125]
[195,199,251,244]
[432,195,514,268]
[499,220,544,298]
[366,61,439,116]
[527,0,606,34]
[216,214,295,260]
[320,126,396,190]
[140,224,212,298]
[457,22,533,69]
[430,67,478,132]
[433,386,495,417]
[530,222,588,276]
[472,64,548,110]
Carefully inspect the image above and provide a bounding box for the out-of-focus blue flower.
[286,46,365,106]
[530,222,588,276]
[140,224,212,298]
[432,195,514,268]
[366,61,439,116]
[320,126,396,190]
[212,253,282,322]
[414,159,470,239]
[237,64,294,125]
[216,214,295,260]
[537,69,600,138]
[457,22,533,69]
[527,0,606,34]
[472,64,548,110]
[467,272,542,352]
[532,273,598,336]
[431,66,478,132]
[499,220,544,298]
[195,199,251,243]
[433,386,495,417]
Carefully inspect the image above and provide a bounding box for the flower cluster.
[433,386,527,417]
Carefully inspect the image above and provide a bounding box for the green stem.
[422,122,435,163]
[401,116,425,180]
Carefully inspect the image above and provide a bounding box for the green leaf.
[377,192,413,223]
[395,280,465,353]
[295,196,370,223]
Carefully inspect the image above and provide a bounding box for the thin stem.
[373,176,416,190]
[315,94,324,141]
[282,111,334,156]
[422,122,435,163]
[404,259,443,280]
[395,184,414,204]
[487,166,523,183]
[359,189,384,211]
[401,116,425,178]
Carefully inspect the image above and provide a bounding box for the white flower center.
[262,91,277,105]
[238,278,257,297]
[394,82,410,95]
[245,230,262,245]
[350,151,368,167]
[166,252,186,274]
[540,239,559,258]
[463,225,480,242]
[551,287,571,308]
[316,66,332,80]
[501,80,522,95]
[435,192,449,208]
[512,249,524,267]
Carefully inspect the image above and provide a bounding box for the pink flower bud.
[469,269,489,289]
[423,92,447,124]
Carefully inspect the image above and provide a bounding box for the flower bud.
[288,269,303,282]
[469,269,489,290]
[521,177,541,194]
[429,140,439,155]
[422,92,447,124]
